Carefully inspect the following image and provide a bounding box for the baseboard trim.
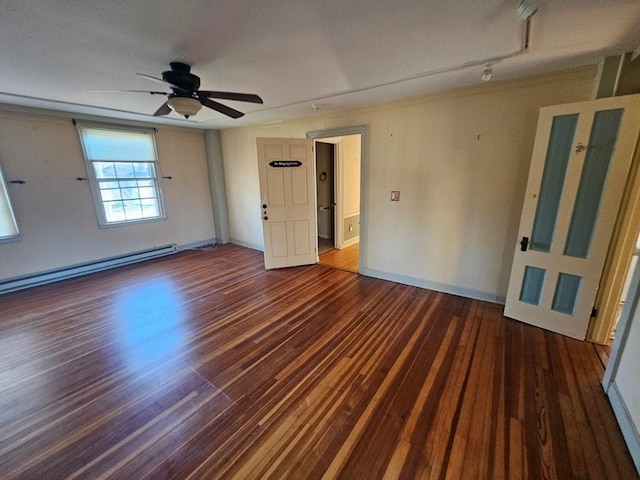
[230,238,264,252]
[362,267,506,304]
[0,244,178,294]
[340,237,360,249]
[177,239,217,251]
[608,382,640,474]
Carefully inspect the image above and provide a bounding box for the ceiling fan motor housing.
[162,62,200,92]
[145,61,260,119]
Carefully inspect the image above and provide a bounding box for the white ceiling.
[1,0,639,129]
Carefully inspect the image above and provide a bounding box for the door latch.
[575,142,586,153]
[520,236,529,252]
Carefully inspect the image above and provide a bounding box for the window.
[76,122,166,226]
[0,164,19,241]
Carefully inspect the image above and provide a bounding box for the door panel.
[504,95,640,339]
[529,113,578,252]
[269,222,288,258]
[563,108,623,258]
[266,170,285,206]
[257,138,316,269]
[291,169,309,205]
[293,220,311,255]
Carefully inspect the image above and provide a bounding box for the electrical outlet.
[391,191,400,201]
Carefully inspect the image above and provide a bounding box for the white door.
[504,94,640,339]
[257,137,317,269]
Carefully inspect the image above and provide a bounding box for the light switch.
[391,191,400,201]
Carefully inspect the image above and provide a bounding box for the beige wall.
[342,134,361,219]
[221,67,597,300]
[0,110,215,281]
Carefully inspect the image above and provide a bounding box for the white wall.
[221,67,596,301]
[0,110,215,281]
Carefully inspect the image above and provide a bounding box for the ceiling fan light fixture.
[481,64,493,82]
[167,96,202,118]
[516,0,538,21]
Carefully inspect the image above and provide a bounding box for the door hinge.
[591,307,598,318]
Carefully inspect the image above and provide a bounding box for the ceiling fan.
[134,62,263,119]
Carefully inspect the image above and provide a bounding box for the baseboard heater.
[0,244,177,295]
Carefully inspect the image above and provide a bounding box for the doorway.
[316,141,336,255]
[588,129,640,346]
[611,236,640,340]
[308,127,365,274]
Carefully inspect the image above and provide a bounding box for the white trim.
[603,253,640,389]
[307,125,367,274]
[340,236,359,249]
[362,267,506,304]
[602,238,640,476]
[0,163,20,241]
[176,239,216,251]
[0,238,219,295]
[607,382,640,474]
[74,120,167,228]
[230,238,264,252]
[0,244,177,294]
[335,140,343,248]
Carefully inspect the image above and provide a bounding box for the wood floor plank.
[0,244,637,479]
[318,243,359,272]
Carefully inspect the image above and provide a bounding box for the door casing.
[307,126,367,274]
[588,132,640,343]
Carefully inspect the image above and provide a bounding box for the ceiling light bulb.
[481,66,493,82]
[167,96,202,118]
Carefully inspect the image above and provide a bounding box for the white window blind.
[76,123,166,226]
[0,165,19,240]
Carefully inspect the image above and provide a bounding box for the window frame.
[0,163,20,243]
[75,121,167,228]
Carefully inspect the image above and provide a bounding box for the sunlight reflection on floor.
[114,278,189,371]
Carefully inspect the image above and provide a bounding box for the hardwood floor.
[318,243,359,272]
[0,244,636,479]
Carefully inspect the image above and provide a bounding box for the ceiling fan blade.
[198,91,263,104]
[153,101,172,116]
[137,73,188,92]
[200,97,244,119]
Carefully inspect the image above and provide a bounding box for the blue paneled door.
[504,94,640,339]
